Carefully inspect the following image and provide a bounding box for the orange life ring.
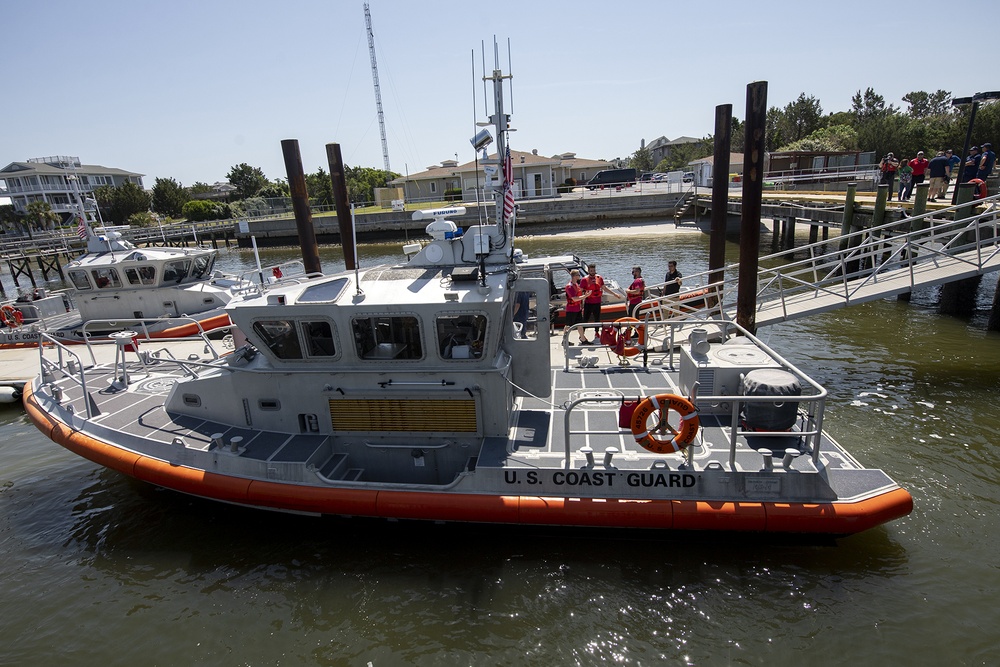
[629,393,700,454]
[969,178,988,200]
[1,305,23,328]
[611,317,645,357]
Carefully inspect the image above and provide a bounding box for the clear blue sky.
[3,0,991,189]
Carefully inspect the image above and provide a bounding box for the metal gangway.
[634,194,1000,338]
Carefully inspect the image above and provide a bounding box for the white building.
[0,156,144,221]
[390,150,613,202]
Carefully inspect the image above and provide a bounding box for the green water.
[2,224,998,665]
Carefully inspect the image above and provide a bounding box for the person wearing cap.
[976,143,995,184]
[947,149,961,178]
[879,152,898,191]
[927,151,949,201]
[908,151,929,200]
[963,146,981,183]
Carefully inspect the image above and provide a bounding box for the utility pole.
[364,3,391,177]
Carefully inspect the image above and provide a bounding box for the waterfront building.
[390,149,612,203]
[0,156,144,222]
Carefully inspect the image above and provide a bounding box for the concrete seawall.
[236,190,687,247]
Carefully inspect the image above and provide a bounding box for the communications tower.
[363,3,391,174]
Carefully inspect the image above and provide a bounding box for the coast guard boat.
[22,65,911,535]
[1,218,249,348]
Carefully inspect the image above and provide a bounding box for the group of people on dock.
[879,143,994,201]
[563,261,682,345]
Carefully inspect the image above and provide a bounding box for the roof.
[389,149,574,185]
[0,160,144,180]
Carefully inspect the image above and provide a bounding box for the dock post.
[736,81,767,335]
[939,183,980,316]
[839,183,857,251]
[708,104,732,287]
[911,182,929,227]
[783,215,796,250]
[327,143,358,272]
[281,139,322,276]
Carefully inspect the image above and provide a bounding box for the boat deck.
[36,336,878,491]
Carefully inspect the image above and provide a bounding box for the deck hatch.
[329,398,477,432]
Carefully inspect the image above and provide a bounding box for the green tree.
[151,177,189,218]
[851,87,896,123]
[306,167,335,206]
[629,145,654,172]
[182,199,226,222]
[257,180,290,199]
[25,201,60,231]
[93,182,152,225]
[227,163,269,199]
[653,140,712,173]
[0,204,24,233]
[780,124,858,152]
[188,182,214,196]
[902,90,952,118]
[730,116,745,153]
[780,93,824,145]
[344,167,400,204]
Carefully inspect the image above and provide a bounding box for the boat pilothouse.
[23,56,912,535]
[2,208,251,346]
[184,202,551,479]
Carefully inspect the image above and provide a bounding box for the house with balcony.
[389,149,613,203]
[0,156,144,222]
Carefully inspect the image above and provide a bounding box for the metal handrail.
[669,194,1000,326]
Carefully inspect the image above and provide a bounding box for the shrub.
[182,199,223,222]
[444,188,463,202]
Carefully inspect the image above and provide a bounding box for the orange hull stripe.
[25,386,912,535]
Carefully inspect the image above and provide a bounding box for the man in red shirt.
[579,263,609,344]
[908,151,929,199]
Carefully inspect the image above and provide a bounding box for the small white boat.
[22,62,911,536]
[1,222,252,348]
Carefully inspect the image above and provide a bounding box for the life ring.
[1,305,24,328]
[969,178,988,200]
[630,393,700,454]
[611,317,645,357]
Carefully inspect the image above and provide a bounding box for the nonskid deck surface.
[38,341,872,488]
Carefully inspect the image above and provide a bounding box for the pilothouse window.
[352,315,423,360]
[162,260,190,283]
[125,266,156,285]
[253,320,303,360]
[303,320,336,357]
[436,313,486,359]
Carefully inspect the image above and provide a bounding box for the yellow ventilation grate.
[329,398,478,432]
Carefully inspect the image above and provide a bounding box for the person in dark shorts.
[579,263,608,344]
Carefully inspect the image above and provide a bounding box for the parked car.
[682,172,695,183]
[586,168,637,190]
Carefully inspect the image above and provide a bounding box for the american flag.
[76,216,88,240]
[502,146,515,223]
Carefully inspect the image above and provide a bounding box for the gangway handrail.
[666,193,1000,326]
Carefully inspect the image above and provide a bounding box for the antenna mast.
[364,3,391,174]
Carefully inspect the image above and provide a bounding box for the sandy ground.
[517,219,704,240]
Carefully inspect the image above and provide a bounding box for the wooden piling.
[939,183,980,316]
[736,81,767,334]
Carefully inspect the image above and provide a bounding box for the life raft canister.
[629,393,700,454]
[1,305,24,328]
[610,317,645,357]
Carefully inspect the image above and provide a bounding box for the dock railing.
[640,194,1000,328]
